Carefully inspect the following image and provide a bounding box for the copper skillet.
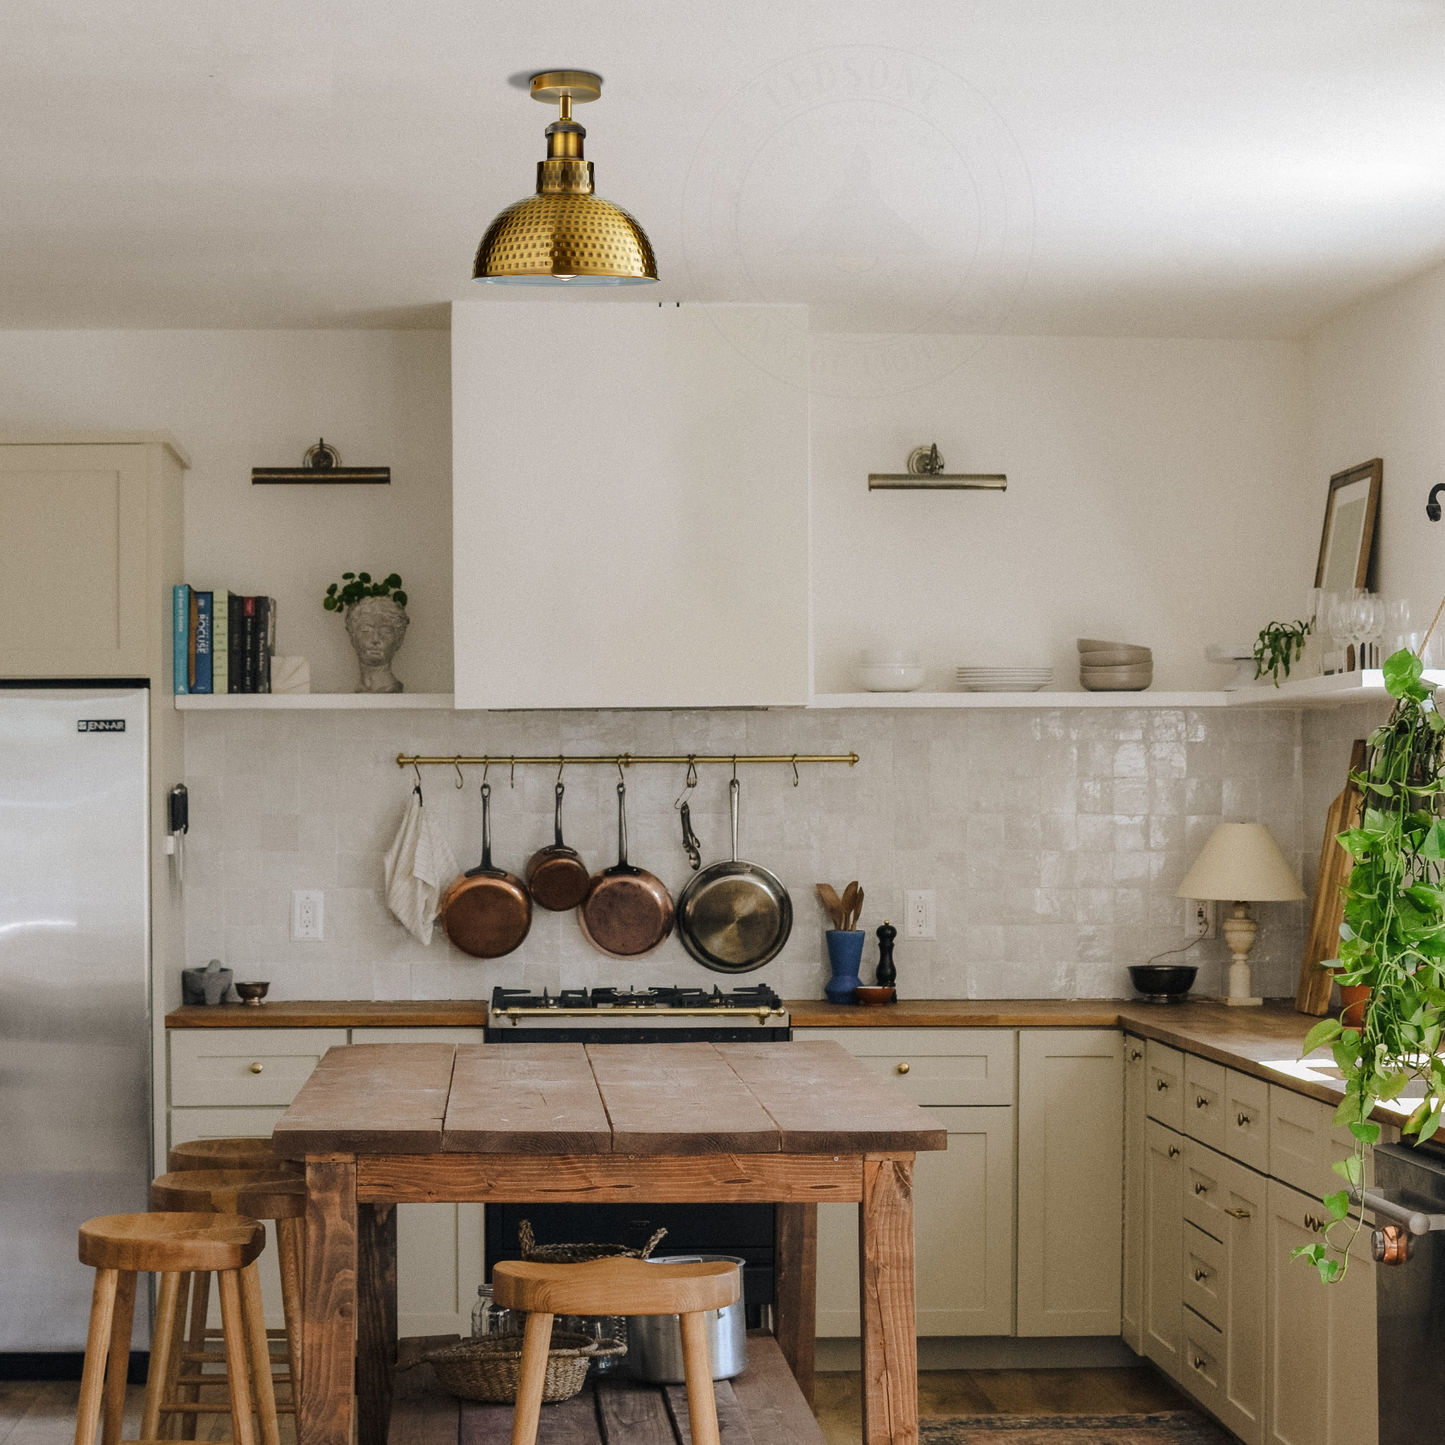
[525,780,591,911]
[578,777,675,958]
[440,782,532,958]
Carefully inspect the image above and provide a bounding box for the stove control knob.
[1373,1225,1409,1265]
[896,1062,910,1075]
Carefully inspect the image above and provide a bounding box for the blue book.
[194,591,213,694]
[172,584,190,695]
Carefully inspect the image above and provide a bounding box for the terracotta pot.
[1339,983,1372,1030]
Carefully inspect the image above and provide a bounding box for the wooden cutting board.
[1296,737,1367,1015]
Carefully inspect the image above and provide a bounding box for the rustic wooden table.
[272,1040,946,1445]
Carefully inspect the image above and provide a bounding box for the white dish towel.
[384,790,459,946]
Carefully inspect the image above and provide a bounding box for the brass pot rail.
[396,751,859,770]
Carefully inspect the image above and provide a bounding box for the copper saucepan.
[441,782,532,958]
[578,778,675,958]
[525,780,591,912]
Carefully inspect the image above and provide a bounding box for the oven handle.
[1352,1187,1445,1235]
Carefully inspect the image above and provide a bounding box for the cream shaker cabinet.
[1143,1116,1185,1377]
[1121,1035,1146,1352]
[805,1028,1015,1337]
[450,302,809,710]
[1016,1029,1123,1336]
[167,1026,484,1338]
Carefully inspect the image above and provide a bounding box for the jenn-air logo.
[77,719,126,732]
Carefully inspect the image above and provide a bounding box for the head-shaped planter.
[345,594,409,693]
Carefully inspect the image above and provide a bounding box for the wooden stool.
[166,1137,299,1176]
[492,1256,740,1445]
[73,1213,277,1445]
[149,1170,305,1435]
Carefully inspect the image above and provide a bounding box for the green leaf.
[1324,1189,1351,1221]
[1420,1106,1445,1144]
[1317,1256,1343,1284]
[1385,648,1427,699]
[394,591,408,608]
[1291,1242,1325,1265]
[1423,821,1445,861]
[1302,1017,1343,1057]
[1349,1120,1381,1144]
[342,572,355,580]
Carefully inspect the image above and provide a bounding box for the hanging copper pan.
[578,777,674,958]
[441,782,532,958]
[525,780,591,911]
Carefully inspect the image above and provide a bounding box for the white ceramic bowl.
[859,663,926,692]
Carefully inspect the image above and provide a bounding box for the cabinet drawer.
[799,1028,1015,1105]
[1222,1070,1269,1173]
[1184,1055,1226,1152]
[1182,1221,1225,1329]
[1146,1041,1185,1132]
[1181,1305,1226,1415]
[169,1029,346,1107]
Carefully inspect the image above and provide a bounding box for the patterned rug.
[918,1413,1236,1444]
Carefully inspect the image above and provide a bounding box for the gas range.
[487,984,788,1034]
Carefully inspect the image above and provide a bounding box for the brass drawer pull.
[896,1062,910,1075]
[1224,1207,1252,1220]
[1157,1078,1170,1092]
[1128,1047,1142,1062]
[1168,1145,1181,1158]
[1192,1356,1208,1372]
[1194,1182,1209,1195]
[1195,1095,1210,1109]
[1305,1213,1326,1232]
[248,1061,264,1074]
[1193,1267,1210,1282]
[1236,1111,1252,1126]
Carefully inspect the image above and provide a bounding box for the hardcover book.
[172,585,190,695]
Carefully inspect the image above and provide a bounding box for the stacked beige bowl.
[1078,638,1152,691]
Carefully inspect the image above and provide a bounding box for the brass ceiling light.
[473,70,657,286]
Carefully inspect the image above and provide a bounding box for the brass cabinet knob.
[1128,1047,1142,1062]
[1194,1182,1209,1195]
[1156,1078,1169,1092]
[1192,1356,1208,1372]
[1305,1213,1326,1232]
[1195,1095,1210,1109]
[249,1061,264,1074]
[1168,1145,1181,1158]
[1193,1268,1209,1282]
[1237,1111,1252,1126]
[896,1062,910,1074]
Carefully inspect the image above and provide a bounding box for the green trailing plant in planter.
[323,571,407,612]
[323,571,410,694]
[1253,618,1312,686]
[1294,642,1445,1283]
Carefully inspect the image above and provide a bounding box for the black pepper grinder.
[875,920,897,992]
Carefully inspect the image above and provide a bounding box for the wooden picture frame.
[1314,458,1382,593]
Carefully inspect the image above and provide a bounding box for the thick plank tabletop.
[274,1039,946,1158]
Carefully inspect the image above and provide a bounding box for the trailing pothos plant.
[1294,645,1445,1283]
[1253,618,1313,686]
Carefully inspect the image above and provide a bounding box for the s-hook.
[453,761,465,789]
[790,754,800,788]
[412,762,424,803]
[1429,483,1445,522]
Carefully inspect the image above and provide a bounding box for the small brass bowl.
[235,981,271,1007]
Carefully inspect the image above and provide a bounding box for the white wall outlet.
[904,889,937,940]
[292,889,324,941]
[1185,899,1216,940]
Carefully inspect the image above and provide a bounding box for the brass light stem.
[559,95,572,122]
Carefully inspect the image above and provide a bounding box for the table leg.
[357,1203,398,1445]
[858,1154,917,1445]
[301,1155,357,1445]
[774,1203,817,1405]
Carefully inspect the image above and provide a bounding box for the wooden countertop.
[166,995,1351,1112]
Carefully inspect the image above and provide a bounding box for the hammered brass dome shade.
[474,70,657,286]
[475,191,656,285]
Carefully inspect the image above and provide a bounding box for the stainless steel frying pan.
[676,776,791,973]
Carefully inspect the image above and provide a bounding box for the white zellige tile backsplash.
[182,705,1315,1004]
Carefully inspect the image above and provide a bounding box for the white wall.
[811,334,1311,694]
[0,330,452,693]
[1306,258,1445,631]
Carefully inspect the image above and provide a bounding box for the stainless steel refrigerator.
[0,686,151,1352]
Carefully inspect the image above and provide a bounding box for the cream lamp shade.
[1176,822,1304,902]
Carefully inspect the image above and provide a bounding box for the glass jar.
[471,1285,517,1339]
[557,1314,628,1376]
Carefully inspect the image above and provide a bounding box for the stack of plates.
[1077,639,1152,691]
[956,666,1053,693]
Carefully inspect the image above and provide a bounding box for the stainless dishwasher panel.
[1374,1143,1445,1445]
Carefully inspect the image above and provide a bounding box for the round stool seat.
[151,1169,304,1221]
[79,1213,265,1274]
[167,1137,297,1175]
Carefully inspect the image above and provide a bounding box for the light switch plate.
[292,889,324,941]
[904,889,936,940]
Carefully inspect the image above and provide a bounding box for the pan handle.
[729,776,741,863]
[554,781,567,848]
[616,780,629,867]
[480,782,494,871]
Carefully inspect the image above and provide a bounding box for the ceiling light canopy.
[473,70,657,287]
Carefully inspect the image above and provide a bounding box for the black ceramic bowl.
[1128,964,1197,1004]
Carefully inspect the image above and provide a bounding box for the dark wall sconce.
[252,438,390,485]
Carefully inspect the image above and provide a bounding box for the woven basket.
[420,1331,624,1404]
[517,1218,668,1265]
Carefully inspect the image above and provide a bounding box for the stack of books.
[172,586,276,694]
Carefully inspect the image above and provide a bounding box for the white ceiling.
[5,0,1445,337]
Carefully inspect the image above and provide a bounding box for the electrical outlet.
[1184,898,1216,940]
[292,890,324,941]
[904,889,936,940]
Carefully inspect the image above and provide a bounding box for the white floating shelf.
[175,693,455,710]
[1224,668,1444,708]
[807,690,1229,709]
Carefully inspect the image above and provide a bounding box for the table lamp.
[1176,822,1304,1006]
